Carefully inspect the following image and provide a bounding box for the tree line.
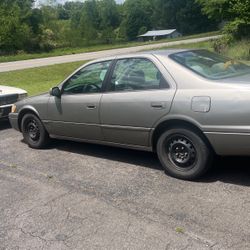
[0,0,249,54]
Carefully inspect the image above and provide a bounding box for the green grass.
[224,40,250,61]
[0,31,220,63]
[0,61,86,95]
[175,227,185,234]
[156,41,214,51]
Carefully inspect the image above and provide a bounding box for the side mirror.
[50,87,61,98]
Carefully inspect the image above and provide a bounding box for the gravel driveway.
[0,120,249,250]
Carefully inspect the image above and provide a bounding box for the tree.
[99,0,120,28]
[0,2,31,53]
[98,0,120,43]
[123,0,152,40]
[152,0,183,29]
[197,0,250,39]
[152,0,217,35]
[78,0,100,45]
[28,8,43,34]
[176,0,218,35]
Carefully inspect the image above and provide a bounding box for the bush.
[213,35,231,54]
[213,37,250,61]
[224,19,250,40]
[225,40,250,61]
[38,28,57,52]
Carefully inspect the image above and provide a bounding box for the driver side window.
[63,61,111,94]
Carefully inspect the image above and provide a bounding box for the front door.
[47,60,111,141]
[100,57,176,146]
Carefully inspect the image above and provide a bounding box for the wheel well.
[18,109,38,131]
[152,119,214,152]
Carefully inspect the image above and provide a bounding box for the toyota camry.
[9,49,250,180]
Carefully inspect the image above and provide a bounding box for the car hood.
[20,92,50,105]
[25,92,49,100]
[0,85,27,95]
[15,92,50,111]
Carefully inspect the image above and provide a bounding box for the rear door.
[100,55,176,147]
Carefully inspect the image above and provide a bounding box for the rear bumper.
[9,113,19,131]
[0,105,12,119]
[205,132,250,156]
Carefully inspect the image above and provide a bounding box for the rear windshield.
[169,50,250,80]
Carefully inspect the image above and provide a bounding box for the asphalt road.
[0,36,221,73]
[0,120,250,249]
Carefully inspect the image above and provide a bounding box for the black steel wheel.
[167,135,197,169]
[157,128,213,180]
[21,113,50,149]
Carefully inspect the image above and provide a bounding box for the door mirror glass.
[50,87,61,97]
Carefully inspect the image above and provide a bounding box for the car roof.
[146,49,190,56]
[90,49,193,64]
[122,49,190,56]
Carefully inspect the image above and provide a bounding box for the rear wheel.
[157,128,213,180]
[21,113,50,149]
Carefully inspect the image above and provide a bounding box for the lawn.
[0,31,220,63]
[0,61,86,95]
[162,41,214,50]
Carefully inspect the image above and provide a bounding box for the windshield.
[169,50,250,80]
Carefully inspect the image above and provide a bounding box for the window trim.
[104,57,170,94]
[60,59,113,96]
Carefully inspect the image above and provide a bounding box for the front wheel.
[157,128,213,180]
[21,113,50,149]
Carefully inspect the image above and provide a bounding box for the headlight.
[11,104,17,113]
[18,93,27,101]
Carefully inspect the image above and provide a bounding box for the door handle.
[86,104,96,109]
[151,102,166,109]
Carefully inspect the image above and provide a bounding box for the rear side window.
[108,58,168,92]
[169,50,250,80]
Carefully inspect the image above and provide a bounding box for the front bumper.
[0,104,12,119]
[9,113,19,131]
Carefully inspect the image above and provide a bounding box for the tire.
[156,128,213,180]
[21,113,50,149]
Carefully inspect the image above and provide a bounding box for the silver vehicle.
[0,85,27,119]
[9,49,250,180]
